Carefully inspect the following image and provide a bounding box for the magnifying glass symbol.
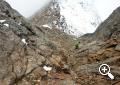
[99,64,114,80]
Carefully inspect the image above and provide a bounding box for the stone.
[115,43,120,51]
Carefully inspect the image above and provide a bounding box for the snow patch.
[0,20,6,23]
[18,22,22,25]
[56,0,101,37]
[21,38,28,45]
[43,65,52,71]
[42,24,52,29]
[4,23,9,27]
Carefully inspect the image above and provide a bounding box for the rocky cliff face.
[94,7,120,41]
[1,0,120,85]
[31,0,101,37]
[0,0,76,84]
[31,0,67,32]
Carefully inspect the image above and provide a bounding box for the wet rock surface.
[0,0,120,85]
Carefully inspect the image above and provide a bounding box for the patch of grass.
[75,44,79,49]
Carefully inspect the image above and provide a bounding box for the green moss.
[75,44,79,49]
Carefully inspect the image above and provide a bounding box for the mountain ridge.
[31,0,101,37]
[0,0,120,84]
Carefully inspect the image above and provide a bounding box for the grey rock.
[93,7,120,40]
[1,0,120,85]
[115,43,120,51]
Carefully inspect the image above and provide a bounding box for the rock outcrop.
[0,0,120,85]
[31,0,101,37]
[94,7,120,41]
[0,0,76,85]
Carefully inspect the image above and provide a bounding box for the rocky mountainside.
[0,0,77,84]
[31,0,101,37]
[1,0,120,85]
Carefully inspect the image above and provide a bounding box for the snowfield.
[57,0,101,37]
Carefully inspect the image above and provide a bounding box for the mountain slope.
[1,0,120,85]
[31,0,101,37]
[0,0,77,84]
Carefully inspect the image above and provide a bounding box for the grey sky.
[94,0,120,21]
[6,0,120,21]
[6,0,52,17]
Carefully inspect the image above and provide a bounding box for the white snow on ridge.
[57,0,101,37]
[4,23,9,27]
[21,38,28,45]
[0,20,9,27]
[43,65,52,71]
[42,24,52,29]
[0,20,6,23]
